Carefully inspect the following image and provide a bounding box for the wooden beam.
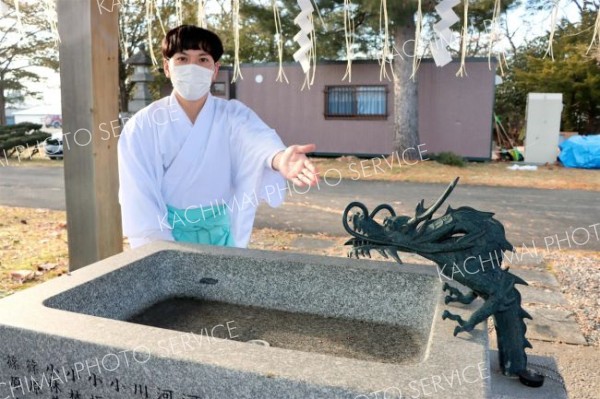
[57,0,122,270]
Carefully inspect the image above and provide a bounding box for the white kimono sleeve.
[228,100,287,247]
[118,117,174,248]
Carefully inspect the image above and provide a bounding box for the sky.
[16,0,586,109]
[504,1,581,48]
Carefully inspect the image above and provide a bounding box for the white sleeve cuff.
[267,149,284,170]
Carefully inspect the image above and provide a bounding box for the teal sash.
[167,204,235,247]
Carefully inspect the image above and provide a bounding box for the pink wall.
[228,62,395,155]
[418,60,496,159]
[213,59,496,159]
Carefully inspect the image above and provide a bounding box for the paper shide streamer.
[293,0,316,89]
[410,0,423,81]
[430,0,460,68]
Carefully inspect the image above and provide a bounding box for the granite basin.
[0,242,489,398]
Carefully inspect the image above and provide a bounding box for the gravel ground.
[546,250,600,346]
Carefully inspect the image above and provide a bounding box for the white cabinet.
[524,93,563,164]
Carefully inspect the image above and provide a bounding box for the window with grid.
[325,86,388,118]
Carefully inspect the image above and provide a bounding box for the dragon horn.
[407,177,460,226]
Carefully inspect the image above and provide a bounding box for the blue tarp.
[559,135,600,169]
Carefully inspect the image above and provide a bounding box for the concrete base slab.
[511,269,560,288]
[519,286,568,306]
[490,350,567,399]
[525,308,587,345]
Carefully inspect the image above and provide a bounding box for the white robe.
[118,92,287,248]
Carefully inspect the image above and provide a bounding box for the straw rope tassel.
[488,0,501,70]
[153,0,166,36]
[342,0,355,82]
[587,9,600,59]
[12,0,24,39]
[409,0,423,81]
[379,0,394,81]
[309,13,317,88]
[175,0,183,26]
[146,0,158,66]
[42,0,60,45]
[232,0,243,82]
[272,0,289,83]
[456,0,469,77]
[197,0,207,28]
[545,0,560,61]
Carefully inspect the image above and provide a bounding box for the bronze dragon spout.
[343,177,544,388]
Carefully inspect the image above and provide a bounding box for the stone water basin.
[0,242,489,398]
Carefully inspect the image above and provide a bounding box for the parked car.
[44,114,62,129]
[44,135,63,160]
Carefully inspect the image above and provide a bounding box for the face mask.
[169,62,214,101]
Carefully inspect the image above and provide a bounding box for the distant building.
[161,58,497,160]
[12,105,62,126]
[5,107,24,125]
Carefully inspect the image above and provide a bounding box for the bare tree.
[0,0,58,124]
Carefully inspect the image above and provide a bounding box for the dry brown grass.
[311,157,600,191]
[0,207,69,296]
[0,208,347,296]
[1,151,63,167]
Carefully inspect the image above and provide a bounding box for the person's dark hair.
[161,25,224,62]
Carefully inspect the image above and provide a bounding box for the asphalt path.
[1,166,599,251]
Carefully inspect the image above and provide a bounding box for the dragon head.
[343,178,476,263]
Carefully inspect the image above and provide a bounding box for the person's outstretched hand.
[273,144,319,187]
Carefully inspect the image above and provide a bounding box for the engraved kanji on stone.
[27,378,43,395]
[88,373,103,387]
[109,378,124,392]
[133,383,149,398]
[26,359,38,374]
[157,389,173,399]
[6,355,19,370]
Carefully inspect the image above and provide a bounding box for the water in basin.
[128,297,427,364]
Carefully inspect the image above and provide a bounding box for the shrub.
[432,152,466,167]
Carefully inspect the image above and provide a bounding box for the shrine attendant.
[118,25,318,249]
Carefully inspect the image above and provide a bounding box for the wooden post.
[57,0,122,270]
